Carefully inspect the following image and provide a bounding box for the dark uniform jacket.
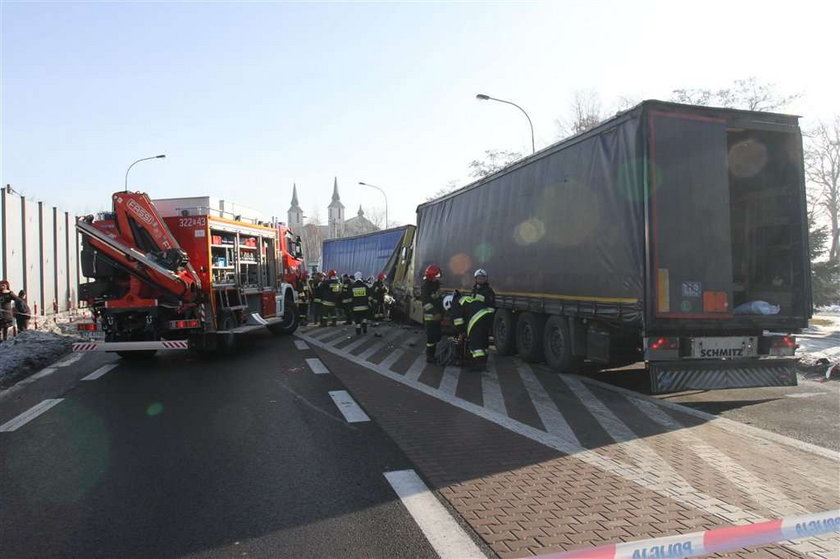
[351,280,371,312]
[421,280,443,322]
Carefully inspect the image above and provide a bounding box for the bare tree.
[306,207,322,225]
[468,149,523,178]
[555,89,603,138]
[805,117,840,263]
[425,180,461,201]
[672,77,800,112]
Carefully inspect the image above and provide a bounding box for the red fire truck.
[74,192,303,358]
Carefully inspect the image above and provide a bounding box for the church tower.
[328,177,345,238]
[287,183,303,229]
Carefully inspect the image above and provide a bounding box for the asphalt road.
[0,332,439,559]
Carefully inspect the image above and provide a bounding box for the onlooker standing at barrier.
[0,279,21,341]
[15,290,31,332]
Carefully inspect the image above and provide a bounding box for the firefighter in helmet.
[421,264,444,363]
[341,273,353,325]
[351,272,371,335]
[456,268,495,371]
[372,272,387,320]
[319,270,340,327]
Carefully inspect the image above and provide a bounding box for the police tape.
[537,509,840,559]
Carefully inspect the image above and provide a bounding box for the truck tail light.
[77,323,99,331]
[772,336,796,349]
[168,319,200,329]
[769,335,797,356]
[649,337,679,350]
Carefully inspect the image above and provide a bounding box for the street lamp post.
[124,154,166,191]
[476,94,535,154]
[358,182,389,229]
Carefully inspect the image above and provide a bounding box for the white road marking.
[293,339,309,351]
[516,363,580,447]
[339,335,371,353]
[629,396,809,516]
[404,354,427,382]
[305,358,330,375]
[54,353,84,367]
[81,363,118,381]
[328,390,370,423]
[0,399,64,432]
[567,369,840,462]
[379,348,405,370]
[297,330,825,534]
[358,329,405,360]
[555,373,635,442]
[481,357,507,416]
[785,392,825,398]
[438,366,461,396]
[384,469,486,559]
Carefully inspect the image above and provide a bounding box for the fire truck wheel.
[268,296,299,335]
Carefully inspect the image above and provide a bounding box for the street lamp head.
[358,181,367,185]
[476,94,490,100]
[155,154,166,159]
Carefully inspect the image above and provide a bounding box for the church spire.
[357,205,364,217]
[330,177,341,204]
[290,183,299,208]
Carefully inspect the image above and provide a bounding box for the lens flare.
[474,242,494,262]
[514,217,546,246]
[448,253,472,276]
[146,402,164,416]
[729,139,768,178]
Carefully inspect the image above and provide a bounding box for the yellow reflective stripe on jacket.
[423,314,441,321]
[322,301,336,307]
[467,308,493,335]
[352,305,369,311]
[330,284,341,292]
[423,303,434,310]
[473,293,485,302]
[352,287,367,297]
[453,318,465,326]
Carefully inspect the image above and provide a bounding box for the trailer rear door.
[649,111,734,320]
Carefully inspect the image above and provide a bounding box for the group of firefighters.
[421,265,495,372]
[295,271,389,336]
[294,265,495,371]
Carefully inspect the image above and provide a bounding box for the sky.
[1,0,838,227]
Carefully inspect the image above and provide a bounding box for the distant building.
[288,177,379,270]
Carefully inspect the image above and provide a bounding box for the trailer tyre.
[542,315,580,372]
[493,309,517,356]
[516,312,545,363]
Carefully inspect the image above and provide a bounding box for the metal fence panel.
[24,198,43,312]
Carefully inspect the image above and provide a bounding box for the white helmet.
[354,271,363,281]
[474,268,488,279]
[442,293,454,311]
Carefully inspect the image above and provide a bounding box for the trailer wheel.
[218,314,237,355]
[542,315,580,372]
[516,312,545,363]
[493,309,517,356]
[268,295,298,335]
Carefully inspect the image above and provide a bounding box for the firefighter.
[421,264,444,363]
[463,268,495,371]
[296,273,309,326]
[319,270,340,327]
[341,273,353,325]
[350,272,371,335]
[311,272,323,325]
[372,272,387,320]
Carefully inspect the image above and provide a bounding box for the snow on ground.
[0,310,87,388]
[797,312,840,379]
[0,330,77,388]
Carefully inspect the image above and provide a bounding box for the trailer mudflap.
[649,358,798,394]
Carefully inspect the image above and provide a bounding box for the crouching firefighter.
[421,264,444,363]
[458,269,495,371]
[351,272,371,335]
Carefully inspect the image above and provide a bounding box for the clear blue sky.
[2,0,837,226]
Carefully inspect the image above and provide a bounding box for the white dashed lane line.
[305,358,330,375]
[0,399,64,432]
[384,469,486,559]
[328,390,370,423]
[82,363,119,381]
